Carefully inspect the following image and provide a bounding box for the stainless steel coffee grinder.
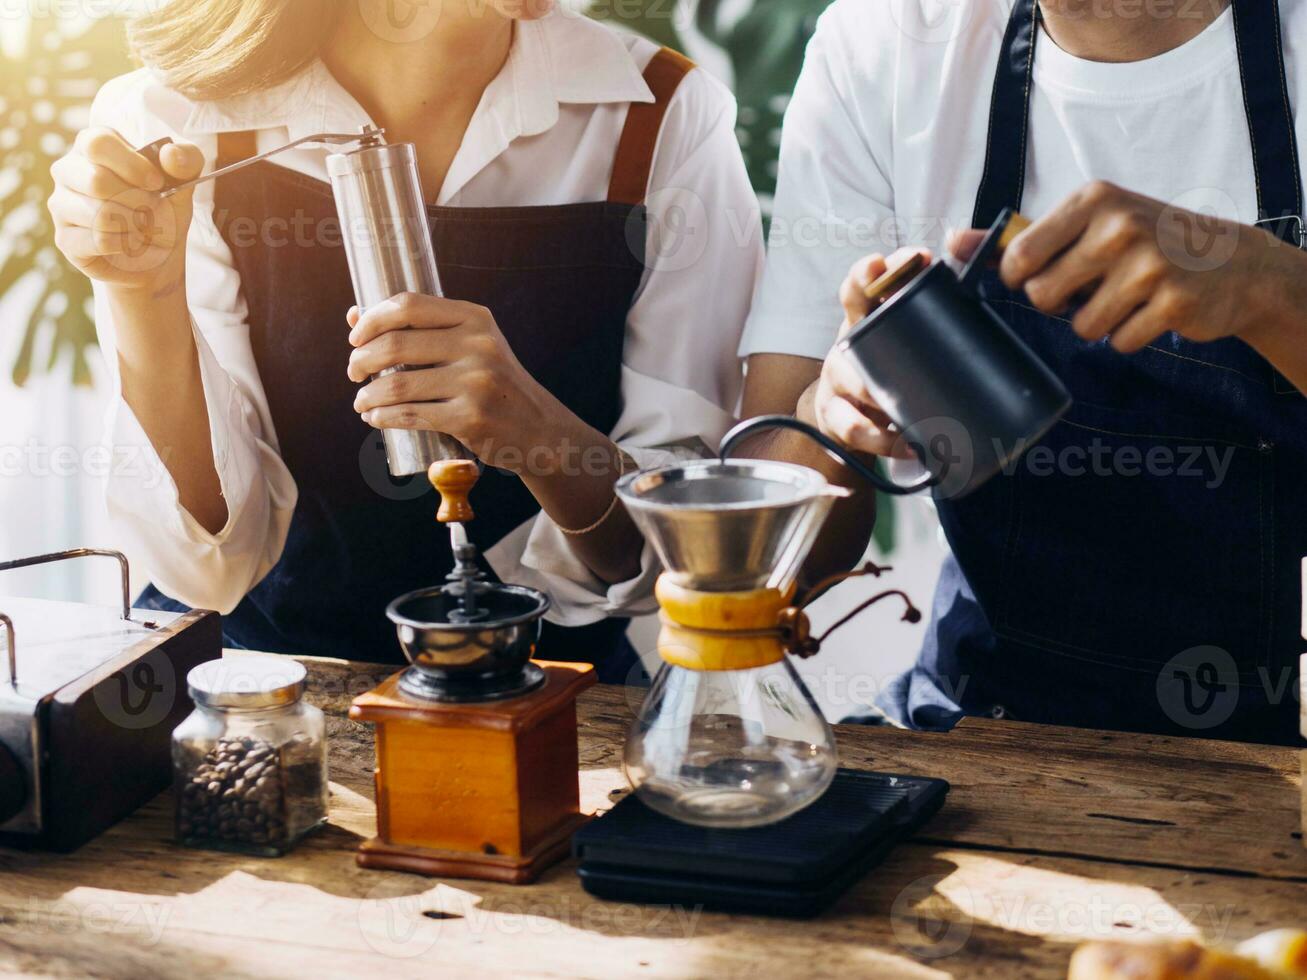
[326,132,470,474]
[141,126,469,476]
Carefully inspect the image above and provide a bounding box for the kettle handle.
[718,415,939,497]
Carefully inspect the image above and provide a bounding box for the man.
[740,0,1307,744]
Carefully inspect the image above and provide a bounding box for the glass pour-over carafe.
[616,460,849,828]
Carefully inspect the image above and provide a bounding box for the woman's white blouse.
[89,11,762,624]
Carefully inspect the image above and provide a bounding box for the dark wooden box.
[0,609,220,852]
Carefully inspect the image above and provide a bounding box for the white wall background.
[0,278,139,608]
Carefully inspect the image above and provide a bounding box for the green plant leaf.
[872,492,897,555]
[1,15,132,387]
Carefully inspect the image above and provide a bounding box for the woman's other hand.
[49,129,204,293]
[347,293,564,470]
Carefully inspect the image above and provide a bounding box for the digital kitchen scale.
[573,769,949,917]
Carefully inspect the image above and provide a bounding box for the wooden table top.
[2,654,1303,979]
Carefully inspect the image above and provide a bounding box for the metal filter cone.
[616,460,850,593]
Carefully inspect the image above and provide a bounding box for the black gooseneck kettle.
[723,210,1072,499]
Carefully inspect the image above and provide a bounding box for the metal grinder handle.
[137,128,384,198]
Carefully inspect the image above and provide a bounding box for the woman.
[49,0,761,679]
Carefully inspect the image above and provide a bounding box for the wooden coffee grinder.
[350,461,595,883]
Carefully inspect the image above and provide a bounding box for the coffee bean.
[178,735,295,850]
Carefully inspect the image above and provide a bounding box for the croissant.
[1069,931,1307,980]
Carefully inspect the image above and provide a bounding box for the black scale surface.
[573,769,949,917]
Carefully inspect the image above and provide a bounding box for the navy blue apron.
[139,48,698,683]
[877,0,1307,744]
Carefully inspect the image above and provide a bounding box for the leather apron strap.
[607,47,697,206]
[216,129,258,171]
[971,0,1304,247]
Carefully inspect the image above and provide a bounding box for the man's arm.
[1240,249,1307,394]
[739,248,933,585]
[738,354,878,585]
[732,3,913,585]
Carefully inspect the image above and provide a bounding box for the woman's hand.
[348,291,644,583]
[49,129,222,533]
[347,293,566,470]
[49,128,204,294]
[988,180,1307,354]
[812,248,930,459]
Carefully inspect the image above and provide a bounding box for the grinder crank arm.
[136,127,385,198]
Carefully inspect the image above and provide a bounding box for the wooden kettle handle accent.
[995,211,1032,250]
[429,460,479,524]
[862,252,928,307]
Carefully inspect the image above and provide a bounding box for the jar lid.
[187,656,306,710]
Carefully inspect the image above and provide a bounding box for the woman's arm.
[55,73,298,613]
[105,264,228,535]
[349,65,763,608]
[514,420,641,585]
[49,122,227,532]
[347,295,643,584]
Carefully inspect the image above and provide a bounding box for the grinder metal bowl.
[386,461,553,703]
[387,583,550,703]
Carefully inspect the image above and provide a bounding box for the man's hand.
[968,180,1306,354]
[812,248,929,458]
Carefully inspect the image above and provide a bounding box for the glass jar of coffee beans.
[172,656,328,856]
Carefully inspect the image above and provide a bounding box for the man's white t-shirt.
[742,0,1307,361]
